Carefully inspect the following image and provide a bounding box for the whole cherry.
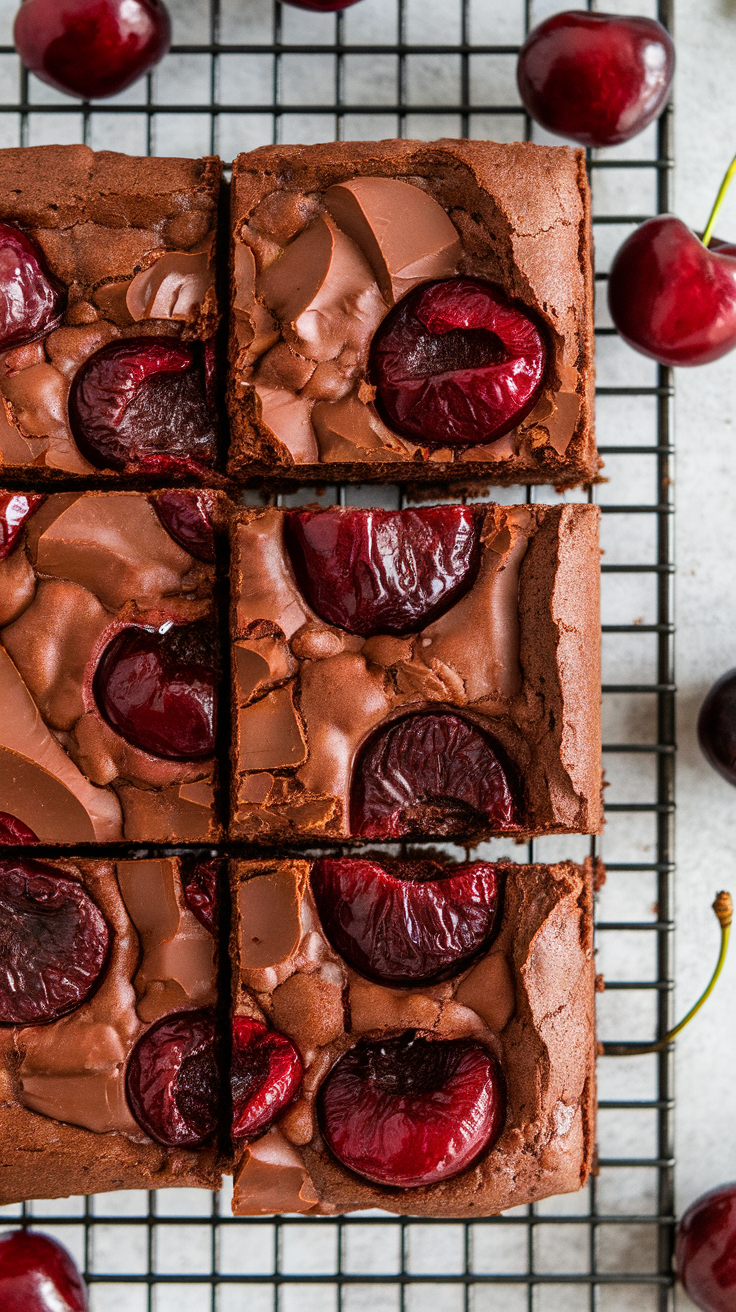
[697,668,736,786]
[608,152,736,367]
[517,11,674,148]
[0,1229,87,1312]
[280,0,362,10]
[676,1183,736,1312]
[14,0,171,102]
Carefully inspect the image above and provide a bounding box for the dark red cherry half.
[0,858,109,1025]
[0,492,45,560]
[152,490,216,563]
[311,858,503,986]
[231,1016,303,1141]
[0,224,63,351]
[0,813,40,844]
[0,1229,88,1312]
[68,337,217,471]
[285,505,480,636]
[370,277,546,447]
[318,1032,505,1188]
[126,1008,218,1147]
[93,623,217,760]
[350,711,521,839]
[181,857,219,934]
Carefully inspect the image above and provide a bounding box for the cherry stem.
[602,891,732,1057]
[702,153,736,247]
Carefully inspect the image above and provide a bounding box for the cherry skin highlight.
[0,858,109,1025]
[608,218,736,367]
[181,857,219,934]
[69,337,217,471]
[676,1183,736,1312]
[517,11,674,149]
[318,1033,505,1188]
[152,491,216,563]
[93,623,217,761]
[0,493,45,561]
[126,1008,218,1147]
[311,858,503,986]
[350,711,521,839]
[0,813,40,845]
[231,1017,303,1141]
[0,1229,88,1312]
[14,0,171,102]
[370,277,546,448]
[286,506,480,636]
[697,668,736,786]
[0,225,63,350]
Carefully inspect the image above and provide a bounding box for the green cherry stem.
[702,152,736,248]
[601,891,732,1057]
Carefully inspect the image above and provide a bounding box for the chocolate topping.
[126,251,214,323]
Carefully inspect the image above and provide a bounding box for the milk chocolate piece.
[0,488,224,843]
[227,140,596,488]
[0,146,220,480]
[229,503,602,843]
[0,856,223,1204]
[229,857,598,1218]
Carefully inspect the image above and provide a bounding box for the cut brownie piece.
[227,139,596,488]
[229,855,597,1217]
[0,854,224,1203]
[0,489,223,843]
[229,502,602,843]
[0,145,220,480]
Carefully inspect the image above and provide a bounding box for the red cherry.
[69,338,217,472]
[608,217,736,367]
[311,858,503,985]
[181,857,219,934]
[0,493,45,561]
[281,0,362,9]
[0,1230,87,1312]
[697,668,736,786]
[0,858,109,1025]
[126,1008,218,1147]
[676,1183,736,1312]
[285,506,480,636]
[14,0,171,102]
[231,1017,303,1141]
[370,277,546,448]
[93,624,217,761]
[350,712,521,839]
[0,225,63,350]
[517,11,674,149]
[0,813,40,844]
[318,1033,505,1188]
[152,491,216,563]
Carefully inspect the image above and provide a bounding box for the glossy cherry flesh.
[319,1033,504,1188]
[94,623,217,760]
[676,1182,736,1312]
[181,857,219,934]
[370,277,546,447]
[69,337,217,471]
[608,218,736,367]
[0,814,40,844]
[0,493,45,561]
[0,225,62,351]
[0,859,109,1025]
[351,712,521,839]
[697,668,736,786]
[152,491,216,563]
[517,11,674,149]
[0,1229,88,1312]
[231,1017,303,1141]
[14,0,171,102]
[311,858,503,986]
[127,1008,218,1146]
[286,506,480,636]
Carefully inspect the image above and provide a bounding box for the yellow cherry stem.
[602,891,732,1057]
[702,153,736,247]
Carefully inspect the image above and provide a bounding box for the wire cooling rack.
[0,0,675,1307]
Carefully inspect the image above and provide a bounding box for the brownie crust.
[227,138,596,488]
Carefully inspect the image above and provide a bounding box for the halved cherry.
[126,1008,218,1147]
[231,1016,303,1141]
[0,813,40,845]
[0,493,45,560]
[181,857,219,934]
[0,223,64,351]
[285,505,480,636]
[152,490,216,563]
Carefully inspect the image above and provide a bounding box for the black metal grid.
[0,0,676,1307]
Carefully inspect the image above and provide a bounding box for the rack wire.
[0,0,676,1307]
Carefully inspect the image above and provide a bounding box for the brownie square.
[229,855,597,1217]
[0,854,223,1204]
[227,139,596,488]
[0,489,223,843]
[0,145,220,480]
[229,502,602,843]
